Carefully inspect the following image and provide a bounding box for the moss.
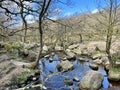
[5,42,24,51]
[10,70,36,89]
[10,53,18,59]
[117,56,120,61]
[111,68,120,73]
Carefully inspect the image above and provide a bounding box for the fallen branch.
[14,84,47,90]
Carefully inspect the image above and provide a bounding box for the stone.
[81,49,91,56]
[92,53,105,60]
[65,76,70,80]
[105,64,110,71]
[93,59,102,64]
[108,69,120,81]
[77,57,86,62]
[69,87,74,90]
[86,45,97,55]
[66,49,75,58]
[27,50,37,62]
[73,76,79,82]
[0,42,5,48]
[19,49,29,57]
[0,54,9,61]
[43,45,48,51]
[89,63,98,70]
[44,55,50,58]
[49,57,53,62]
[72,49,81,55]
[63,80,73,86]
[56,60,73,71]
[68,44,79,50]
[55,45,63,51]
[79,70,103,90]
[100,56,109,65]
[11,60,30,66]
[116,61,120,66]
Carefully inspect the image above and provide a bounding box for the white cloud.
[65,12,72,17]
[25,15,35,23]
[91,9,98,14]
[49,16,58,20]
[53,8,62,13]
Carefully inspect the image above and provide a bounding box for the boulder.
[0,42,5,48]
[111,41,120,52]
[55,45,63,51]
[43,45,48,51]
[73,76,79,82]
[68,44,79,50]
[100,56,109,65]
[108,69,120,81]
[27,50,37,62]
[72,49,81,55]
[11,60,31,66]
[63,79,73,86]
[89,63,98,70]
[27,43,39,50]
[56,60,73,71]
[79,70,103,90]
[86,45,97,55]
[81,48,91,56]
[92,53,105,60]
[19,49,29,57]
[65,49,75,58]
[0,54,9,61]
[77,57,86,62]
[93,59,102,65]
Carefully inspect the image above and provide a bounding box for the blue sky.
[26,0,106,22]
[52,0,106,18]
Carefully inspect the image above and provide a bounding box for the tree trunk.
[34,18,43,69]
[33,0,51,69]
[106,0,115,68]
[79,33,83,43]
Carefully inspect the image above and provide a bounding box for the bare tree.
[96,0,120,68]
[33,0,52,68]
[19,0,28,43]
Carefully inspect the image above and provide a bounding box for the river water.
[36,54,112,90]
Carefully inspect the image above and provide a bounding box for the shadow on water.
[35,54,115,90]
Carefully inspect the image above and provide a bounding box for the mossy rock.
[108,68,120,81]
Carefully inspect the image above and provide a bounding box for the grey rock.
[55,45,63,51]
[27,50,37,62]
[43,45,48,51]
[78,57,86,62]
[0,54,9,61]
[57,60,73,71]
[108,69,120,81]
[68,44,79,50]
[92,53,105,60]
[89,63,98,70]
[79,70,103,90]
[73,76,79,82]
[93,59,102,64]
[66,49,75,58]
[63,80,73,86]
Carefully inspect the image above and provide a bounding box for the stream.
[32,54,119,90]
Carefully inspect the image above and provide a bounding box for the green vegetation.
[117,55,120,61]
[4,42,24,52]
[10,70,36,89]
[16,71,35,83]
[111,68,120,73]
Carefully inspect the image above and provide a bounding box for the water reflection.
[38,55,110,90]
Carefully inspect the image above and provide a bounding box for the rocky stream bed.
[21,55,120,90]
